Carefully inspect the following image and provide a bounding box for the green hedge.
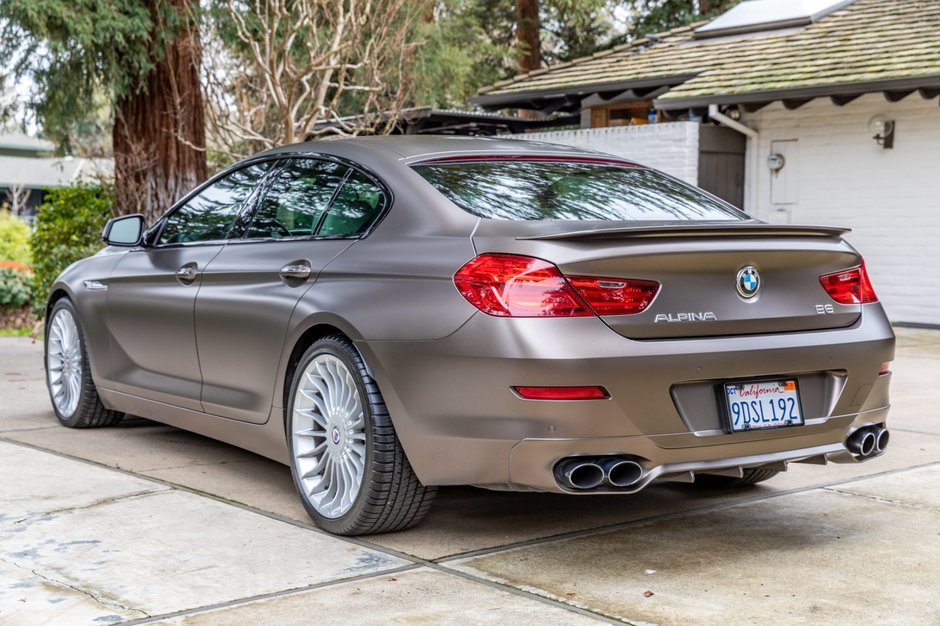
[30,185,113,314]
[0,266,32,309]
[0,210,31,265]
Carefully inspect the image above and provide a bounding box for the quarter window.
[246,159,348,239]
[318,170,387,237]
[158,163,269,245]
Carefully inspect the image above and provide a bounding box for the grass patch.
[0,328,36,337]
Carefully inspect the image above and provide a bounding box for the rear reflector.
[454,253,659,317]
[880,362,891,375]
[513,386,609,400]
[819,260,879,304]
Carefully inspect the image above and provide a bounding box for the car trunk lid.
[472,220,862,339]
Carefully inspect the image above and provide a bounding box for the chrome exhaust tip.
[847,428,877,458]
[874,427,890,454]
[556,460,605,490]
[601,458,644,488]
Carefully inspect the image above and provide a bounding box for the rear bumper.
[360,304,894,492]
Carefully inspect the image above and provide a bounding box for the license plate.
[723,378,804,432]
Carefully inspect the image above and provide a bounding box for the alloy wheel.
[291,354,366,519]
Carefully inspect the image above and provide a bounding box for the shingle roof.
[0,132,55,154]
[474,0,940,110]
[0,156,113,188]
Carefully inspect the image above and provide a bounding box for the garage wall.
[506,122,701,185]
[744,94,940,326]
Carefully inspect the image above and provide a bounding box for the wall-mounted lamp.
[869,115,895,149]
[724,105,742,121]
[767,153,786,172]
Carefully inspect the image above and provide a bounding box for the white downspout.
[708,104,759,215]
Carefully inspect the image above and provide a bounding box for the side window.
[158,163,269,245]
[246,159,348,239]
[317,170,387,237]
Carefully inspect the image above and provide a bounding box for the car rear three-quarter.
[362,152,894,494]
[41,137,895,537]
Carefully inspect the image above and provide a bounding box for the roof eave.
[655,74,940,111]
[470,75,698,110]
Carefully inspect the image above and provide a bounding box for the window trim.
[232,153,393,244]
[150,156,284,249]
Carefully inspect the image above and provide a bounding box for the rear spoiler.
[516,223,851,241]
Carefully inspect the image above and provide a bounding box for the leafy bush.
[30,185,113,313]
[0,210,32,265]
[0,267,32,309]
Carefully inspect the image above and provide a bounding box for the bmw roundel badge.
[736,265,761,299]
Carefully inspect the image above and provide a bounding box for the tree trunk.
[515,0,541,119]
[515,0,541,74]
[113,0,206,224]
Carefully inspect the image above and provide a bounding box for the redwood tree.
[515,0,542,75]
[0,0,207,222]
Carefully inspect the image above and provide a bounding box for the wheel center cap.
[331,426,341,445]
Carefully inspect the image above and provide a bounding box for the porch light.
[869,115,895,149]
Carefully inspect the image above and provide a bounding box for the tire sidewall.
[45,298,92,427]
[286,336,376,535]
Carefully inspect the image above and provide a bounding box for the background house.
[0,132,112,221]
[473,0,940,327]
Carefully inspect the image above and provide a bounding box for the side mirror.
[102,214,145,247]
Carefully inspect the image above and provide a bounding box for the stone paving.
[1,328,938,624]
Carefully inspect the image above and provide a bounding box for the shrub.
[0,267,32,309]
[0,210,32,265]
[30,185,113,314]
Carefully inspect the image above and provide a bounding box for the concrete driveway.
[1,329,938,625]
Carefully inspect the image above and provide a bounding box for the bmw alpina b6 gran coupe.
[44,136,894,535]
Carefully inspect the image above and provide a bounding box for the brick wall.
[745,93,940,325]
[507,122,701,185]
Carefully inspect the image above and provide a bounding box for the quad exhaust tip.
[847,425,889,459]
[556,456,646,491]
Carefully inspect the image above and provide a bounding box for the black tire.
[695,468,780,488]
[44,298,124,428]
[286,335,436,536]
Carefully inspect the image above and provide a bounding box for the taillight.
[819,260,879,304]
[454,253,660,317]
[454,254,591,317]
[566,276,660,315]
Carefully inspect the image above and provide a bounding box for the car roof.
[255,135,616,164]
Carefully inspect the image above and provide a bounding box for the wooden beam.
[783,98,812,110]
[741,101,770,113]
[884,89,914,102]
[831,94,861,106]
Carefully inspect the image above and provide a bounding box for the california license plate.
[723,378,804,432]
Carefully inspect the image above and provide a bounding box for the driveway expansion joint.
[425,561,634,625]
[119,564,423,625]
[823,486,940,512]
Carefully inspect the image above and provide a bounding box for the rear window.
[412,160,746,221]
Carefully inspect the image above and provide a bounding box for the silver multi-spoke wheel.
[47,308,83,418]
[44,300,122,428]
[287,336,436,535]
[292,354,366,519]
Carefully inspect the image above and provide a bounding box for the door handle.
[176,264,199,284]
[279,262,311,281]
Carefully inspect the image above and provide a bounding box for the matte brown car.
[43,136,895,535]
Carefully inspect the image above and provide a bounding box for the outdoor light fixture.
[869,115,895,149]
[767,153,785,172]
[725,105,742,121]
